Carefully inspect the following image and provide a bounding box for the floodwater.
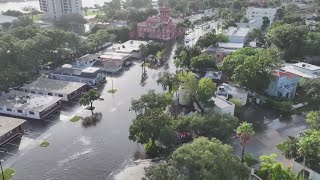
[0,0,109,12]
[1,43,178,180]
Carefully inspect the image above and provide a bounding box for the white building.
[211,96,235,116]
[281,62,320,79]
[223,27,250,44]
[107,40,149,58]
[215,83,248,105]
[39,0,83,19]
[21,78,86,101]
[50,64,106,86]
[246,7,277,24]
[75,54,100,68]
[0,91,62,119]
[0,14,17,28]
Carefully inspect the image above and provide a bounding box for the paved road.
[230,111,308,166]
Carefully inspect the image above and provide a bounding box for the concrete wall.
[292,161,320,180]
[213,102,235,115]
[266,76,300,99]
[50,74,102,86]
[0,106,41,119]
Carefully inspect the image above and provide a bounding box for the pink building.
[137,7,185,41]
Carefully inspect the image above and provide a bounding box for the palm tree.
[237,122,255,163]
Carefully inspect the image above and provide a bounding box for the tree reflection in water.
[82,112,102,128]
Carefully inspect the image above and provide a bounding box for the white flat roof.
[82,67,101,73]
[281,65,319,79]
[293,62,320,71]
[22,78,85,95]
[100,52,132,60]
[218,42,244,49]
[211,96,234,109]
[224,27,250,37]
[0,91,62,112]
[219,83,248,95]
[0,116,26,137]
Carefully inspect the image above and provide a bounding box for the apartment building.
[39,0,83,19]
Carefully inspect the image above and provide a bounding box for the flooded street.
[2,43,178,180]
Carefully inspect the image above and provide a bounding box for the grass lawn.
[40,141,50,147]
[70,116,82,122]
[107,89,118,94]
[0,168,15,180]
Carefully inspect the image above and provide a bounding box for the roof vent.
[122,45,125,48]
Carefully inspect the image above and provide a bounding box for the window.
[39,92,43,95]
[18,110,23,113]
[48,93,53,96]
[58,94,63,97]
[31,91,35,94]
[7,108,12,112]
[29,111,35,115]
[0,107,2,111]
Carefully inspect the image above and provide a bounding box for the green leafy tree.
[129,109,172,146]
[190,53,217,71]
[237,122,255,163]
[130,90,172,114]
[174,46,201,69]
[171,137,249,179]
[222,47,258,76]
[232,48,279,93]
[299,78,320,107]
[54,13,86,33]
[173,111,238,141]
[196,32,228,48]
[197,78,216,103]
[11,16,33,28]
[157,71,179,93]
[79,89,101,114]
[145,162,183,180]
[267,24,307,61]
[306,111,320,130]
[258,154,297,180]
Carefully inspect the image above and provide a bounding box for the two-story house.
[265,70,301,99]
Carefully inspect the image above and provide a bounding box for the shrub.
[244,153,259,167]
[144,140,161,158]
[266,98,293,114]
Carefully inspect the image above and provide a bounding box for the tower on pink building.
[137,6,185,41]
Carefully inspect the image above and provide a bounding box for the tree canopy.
[145,137,249,180]
[196,32,228,49]
[190,53,217,71]
[267,24,307,61]
[222,48,279,92]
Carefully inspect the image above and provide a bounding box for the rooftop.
[281,63,320,79]
[293,62,320,71]
[273,70,298,79]
[52,65,104,79]
[0,116,26,137]
[100,52,132,60]
[224,27,250,37]
[217,42,244,49]
[218,83,248,95]
[0,91,62,112]
[112,40,148,54]
[0,14,17,24]
[76,54,99,62]
[211,96,234,109]
[21,78,86,95]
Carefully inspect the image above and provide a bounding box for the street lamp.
[0,159,5,180]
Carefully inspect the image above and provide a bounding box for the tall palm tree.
[237,122,255,163]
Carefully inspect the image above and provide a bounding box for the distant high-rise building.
[39,0,83,19]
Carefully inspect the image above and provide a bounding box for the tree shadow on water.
[82,112,102,128]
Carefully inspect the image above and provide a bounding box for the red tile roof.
[273,70,298,79]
